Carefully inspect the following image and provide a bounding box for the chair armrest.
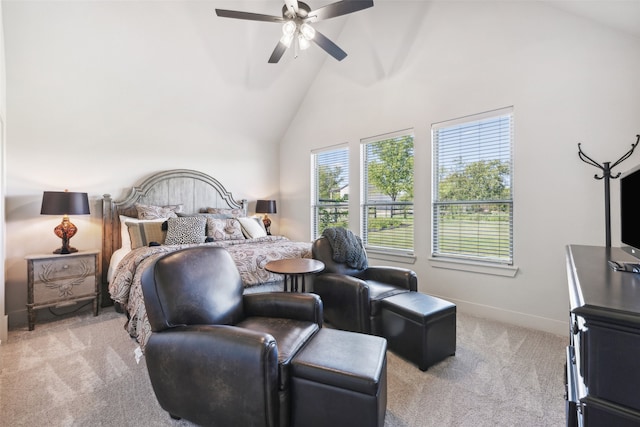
[243,292,323,326]
[145,324,280,425]
[358,266,418,291]
[313,273,370,332]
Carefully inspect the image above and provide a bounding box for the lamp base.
[262,215,272,236]
[53,246,78,255]
[53,216,79,255]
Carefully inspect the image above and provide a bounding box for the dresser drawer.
[585,322,640,412]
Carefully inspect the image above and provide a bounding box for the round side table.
[265,258,325,292]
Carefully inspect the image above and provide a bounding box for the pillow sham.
[164,216,207,245]
[135,203,183,220]
[206,218,245,241]
[203,207,244,218]
[178,212,232,219]
[127,221,167,249]
[251,215,268,232]
[119,215,166,250]
[237,217,268,239]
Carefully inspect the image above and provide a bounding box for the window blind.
[432,108,514,264]
[361,130,414,253]
[311,146,349,239]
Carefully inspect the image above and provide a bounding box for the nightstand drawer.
[32,255,96,303]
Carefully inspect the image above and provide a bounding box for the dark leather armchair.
[141,246,323,427]
[312,235,417,335]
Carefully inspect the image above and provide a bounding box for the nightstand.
[25,249,100,330]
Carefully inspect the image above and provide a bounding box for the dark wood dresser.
[565,245,640,426]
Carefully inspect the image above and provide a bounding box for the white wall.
[5,0,640,334]
[0,0,7,342]
[3,1,291,325]
[280,1,640,335]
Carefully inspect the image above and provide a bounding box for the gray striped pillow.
[126,221,167,249]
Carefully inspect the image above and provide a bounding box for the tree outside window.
[432,108,514,264]
[312,147,349,238]
[362,131,414,252]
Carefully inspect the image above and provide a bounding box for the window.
[361,130,414,253]
[311,146,349,239]
[432,107,513,264]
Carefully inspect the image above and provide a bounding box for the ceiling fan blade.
[306,1,374,22]
[268,41,289,63]
[312,30,347,61]
[215,9,284,23]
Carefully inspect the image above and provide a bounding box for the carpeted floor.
[0,307,566,426]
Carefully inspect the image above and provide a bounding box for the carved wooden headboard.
[101,169,248,293]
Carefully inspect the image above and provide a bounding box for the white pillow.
[251,215,268,232]
[237,217,267,239]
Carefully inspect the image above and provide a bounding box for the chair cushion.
[366,280,410,316]
[237,317,319,390]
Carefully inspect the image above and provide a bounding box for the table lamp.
[41,190,90,254]
[255,200,276,235]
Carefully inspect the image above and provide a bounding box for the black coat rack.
[578,135,639,247]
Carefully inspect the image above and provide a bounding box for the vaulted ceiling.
[209,0,640,143]
[4,0,640,155]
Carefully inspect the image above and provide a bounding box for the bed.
[102,169,312,349]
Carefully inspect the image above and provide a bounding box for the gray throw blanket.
[321,227,368,270]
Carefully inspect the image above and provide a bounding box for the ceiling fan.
[215,1,374,63]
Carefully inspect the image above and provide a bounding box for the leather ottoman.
[380,292,456,371]
[290,328,387,427]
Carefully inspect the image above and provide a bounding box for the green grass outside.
[367,216,413,249]
[321,211,510,258]
[436,217,511,259]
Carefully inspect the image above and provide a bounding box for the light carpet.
[0,307,566,426]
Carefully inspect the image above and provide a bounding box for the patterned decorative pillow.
[126,221,167,249]
[203,207,244,218]
[206,218,245,241]
[164,216,206,245]
[178,212,231,219]
[237,217,268,239]
[135,203,183,220]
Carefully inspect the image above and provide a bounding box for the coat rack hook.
[577,135,639,247]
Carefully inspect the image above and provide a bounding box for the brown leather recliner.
[312,235,417,335]
[141,246,323,427]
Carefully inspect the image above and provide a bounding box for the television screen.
[621,164,640,258]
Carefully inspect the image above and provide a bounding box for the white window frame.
[431,107,514,266]
[361,129,415,255]
[311,145,350,239]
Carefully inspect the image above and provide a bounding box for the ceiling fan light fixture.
[298,34,311,50]
[216,0,375,63]
[300,22,316,40]
[282,20,296,36]
[281,33,294,48]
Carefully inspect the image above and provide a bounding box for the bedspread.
[108,236,312,349]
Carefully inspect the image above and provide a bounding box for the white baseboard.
[435,296,567,337]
